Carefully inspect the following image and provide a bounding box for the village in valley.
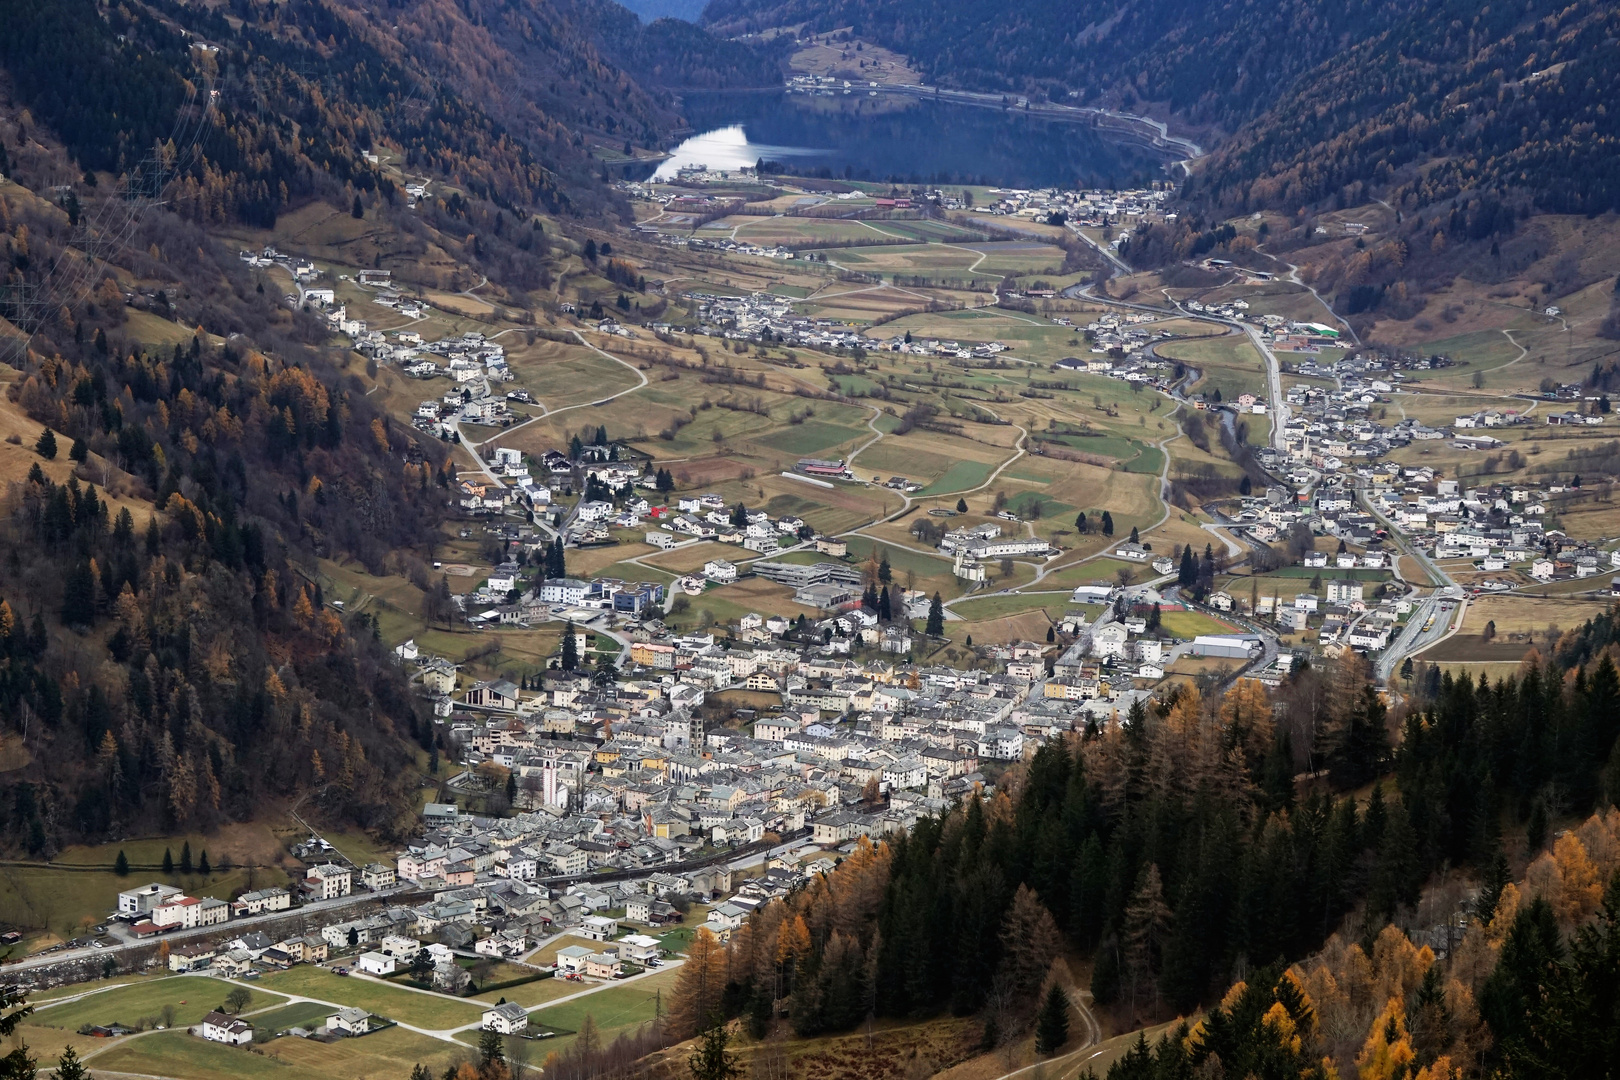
[11,102,1620,1080]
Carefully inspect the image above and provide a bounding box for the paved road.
[1357,487,1467,683]
[983,986,1105,1080]
[1376,596,1460,682]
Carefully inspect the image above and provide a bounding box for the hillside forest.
[653,626,1620,1077]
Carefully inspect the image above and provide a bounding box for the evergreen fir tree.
[1101,510,1114,536]
[198,850,210,875]
[1527,799,1548,852]
[180,842,192,874]
[161,848,174,875]
[561,620,579,670]
[689,1021,740,1080]
[957,498,968,512]
[1477,850,1511,920]
[54,1047,89,1080]
[61,557,97,626]
[35,428,57,459]
[1035,984,1070,1054]
[114,850,129,876]
[925,593,944,636]
[477,1027,505,1068]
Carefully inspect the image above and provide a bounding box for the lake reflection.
[639,91,1172,188]
[651,124,825,180]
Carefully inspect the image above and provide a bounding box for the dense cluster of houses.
[954,185,1172,225]
[113,862,370,940]
[678,290,874,352]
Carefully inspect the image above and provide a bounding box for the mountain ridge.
[698,0,1620,219]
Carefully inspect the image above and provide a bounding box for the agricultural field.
[89,1030,305,1080]
[29,976,282,1032]
[249,1001,342,1033]
[947,593,1075,623]
[252,968,484,1030]
[814,240,1066,281]
[469,974,580,1009]
[949,608,1057,646]
[263,1026,469,1080]
[1158,609,1239,638]
[640,540,742,574]
[517,968,682,1056]
[1156,333,1271,402]
[505,340,645,411]
[666,578,820,632]
[1450,594,1610,640]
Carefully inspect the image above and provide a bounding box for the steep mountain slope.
[0,0,554,851]
[701,0,1620,218]
[567,0,787,90]
[0,157,444,849]
[0,0,779,232]
[704,0,1416,129]
[1199,1,1620,217]
[321,0,780,163]
[617,0,711,22]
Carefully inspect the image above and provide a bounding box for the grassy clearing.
[31,976,144,1003]
[1158,610,1237,638]
[32,976,283,1031]
[250,1001,339,1032]
[0,858,289,945]
[954,609,1058,646]
[949,593,1071,622]
[471,976,576,1009]
[524,969,683,1056]
[1004,490,1075,520]
[752,420,867,456]
[919,460,995,495]
[1158,335,1270,401]
[667,578,819,632]
[1455,594,1612,637]
[253,968,483,1029]
[505,341,643,410]
[10,1022,105,1067]
[265,1026,468,1080]
[91,1030,301,1080]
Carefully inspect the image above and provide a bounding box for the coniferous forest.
[663,630,1620,1077]
[703,0,1620,218]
